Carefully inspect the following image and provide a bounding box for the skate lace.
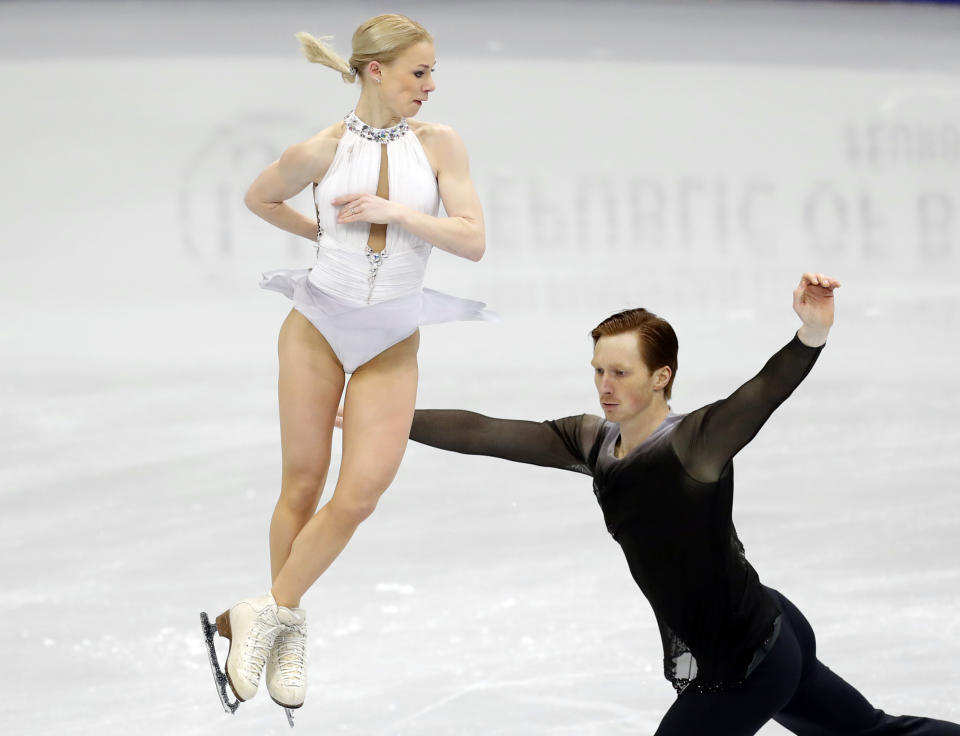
[275,624,307,686]
[240,613,283,681]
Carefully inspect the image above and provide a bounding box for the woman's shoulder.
[298,122,347,157]
[279,123,346,180]
[408,120,468,174]
[409,119,455,136]
[408,120,463,150]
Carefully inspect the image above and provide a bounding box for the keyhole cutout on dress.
[367,143,389,254]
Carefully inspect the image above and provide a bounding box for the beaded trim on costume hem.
[344,111,409,142]
[672,673,741,695]
[669,614,784,695]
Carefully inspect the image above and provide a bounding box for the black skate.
[199,611,297,728]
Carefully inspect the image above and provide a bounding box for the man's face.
[591,332,665,422]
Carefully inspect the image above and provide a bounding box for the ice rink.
[1,1,959,733]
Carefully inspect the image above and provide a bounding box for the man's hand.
[794,272,840,347]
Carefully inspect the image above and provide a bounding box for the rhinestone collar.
[344,111,409,142]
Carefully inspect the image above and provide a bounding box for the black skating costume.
[409,334,960,735]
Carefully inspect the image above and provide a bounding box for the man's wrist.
[797,324,829,347]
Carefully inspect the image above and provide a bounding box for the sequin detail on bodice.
[364,247,388,303]
[343,111,410,143]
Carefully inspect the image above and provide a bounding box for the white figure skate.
[267,607,307,709]
[200,592,300,727]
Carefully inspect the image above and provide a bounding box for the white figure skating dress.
[260,111,494,372]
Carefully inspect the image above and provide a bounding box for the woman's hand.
[794,272,840,347]
[334,405,344,429]
[332,193,405,225]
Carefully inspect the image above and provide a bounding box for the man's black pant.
[655,589,960,736]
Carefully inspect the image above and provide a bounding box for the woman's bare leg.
[270,329,420,608]
[270,309,346,582]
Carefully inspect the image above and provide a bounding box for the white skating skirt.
[260,268,496,373]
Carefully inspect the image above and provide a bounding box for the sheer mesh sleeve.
[672,333,824,483]
[410,410,604,475]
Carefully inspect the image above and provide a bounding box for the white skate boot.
[267,607,307,709]
[215,592,285,702]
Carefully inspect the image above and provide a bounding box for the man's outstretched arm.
[338,407,600,474]
[412,410,593,471]
[673,272,839,483]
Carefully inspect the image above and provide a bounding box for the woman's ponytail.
[295,32,357,84]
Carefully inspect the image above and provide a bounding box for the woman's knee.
[280,466,329,514]
[326,489,383,526]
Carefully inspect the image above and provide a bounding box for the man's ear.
[655,366,672,392]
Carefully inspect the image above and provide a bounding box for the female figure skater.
[213,14,489,712]
[399,273,960,734]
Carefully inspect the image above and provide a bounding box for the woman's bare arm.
[243,130,340,241]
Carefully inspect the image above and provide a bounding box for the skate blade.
[199,611,240,715]
[268,696,300,728]
[271,696,304,709]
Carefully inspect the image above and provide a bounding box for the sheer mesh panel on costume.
[662,622,698,693]
[671,334,823,484]
[408,335,826,694]
[410,410,605,475]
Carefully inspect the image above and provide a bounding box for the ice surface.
[1,1,958,734]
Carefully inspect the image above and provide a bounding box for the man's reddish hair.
[591,308,678,399]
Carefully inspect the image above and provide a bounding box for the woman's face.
[376,41,436,118]
[591,332,668,422]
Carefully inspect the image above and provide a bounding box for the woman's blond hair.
[296,14,432,84]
